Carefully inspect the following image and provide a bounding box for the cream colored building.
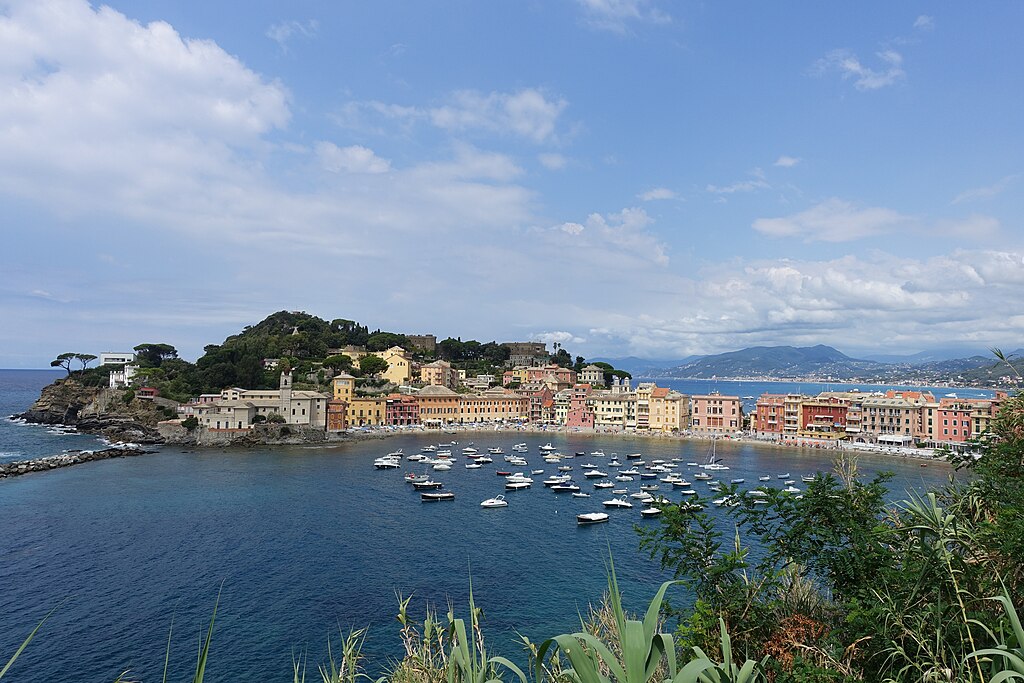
[649,387,689,432]
[331,372,356,402]
[578,364,605,385]
[378,346,413,385]
[459,388,528,424]
[416,385,461,427]
[197,372,329,430]
[590,391,637,430]
[420,360,459,390]
[553,389,571,425]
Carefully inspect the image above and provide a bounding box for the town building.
[99,352,136,366]
[591,390,636,430]
[378,346,413,385]
[326,399,348,432]
[331,373,356,403]
[195,372,330,430]
[404,334,437,353]
[459,388,528,424]
[416,385,461,428]
[420,360,459,390]
[347,396,387,427]
[386,394,419,426]
[690,393,742,435]
[503,342,548,367]
[578,364,605,386]
[567,384,595,429]
[649,388,689,433]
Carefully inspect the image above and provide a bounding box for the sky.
[1,0,1022,367]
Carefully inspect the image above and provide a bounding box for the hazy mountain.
[664,345,889,380]
[860,348,988,364]
[590,356,704,377]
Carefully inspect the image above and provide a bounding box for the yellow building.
[590,391,636,430]
[649,387,689,432]
[378,346,413,385]
[416,385,461,427]
[347,397,387,427]
[331,372,356,402]
[459,388,527,423]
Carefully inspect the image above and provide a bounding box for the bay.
[0,371,956,682]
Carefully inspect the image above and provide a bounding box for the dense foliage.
[639,392,1024,682]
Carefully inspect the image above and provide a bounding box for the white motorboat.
[509,457,528,466]
[590,449,606,457]
[618,468,640,476]
[462,447,478,455]
[412,480,443,490]
[543,475,571,487]
[505,481,531,491]
[577,512,609,525]
[671,479,692,487]
[693,472,713,480]
[374,458,401,469]
[404,473,429,483]
[581,462,597,469]
[614,475,633,482]
[557,465,573,472]
[678,488,698,496]
[506,473,533,483]
[572,492,591,498]
[802,475,816,483]
[783,485,801,493]
[608,460,622,468]
[487,447,504,454]
[465,463,482,469]
[612,488,628,495]
[758,475,771,481]
[731,478,745,484]
[406,454,425,462]
[640,507,662,518]
[640,484,659,491]
[777,473,790,479]
[551,481,581,492]
[476,456,493,464]
[593,481,614,489]
[421,492,455,502]
[387,449,404,458]
[686,462,699,467]
[539,443,557,452]
[626,453,642,459]
[480,495,508,508]
[531,469,544,475]
[433,462,452,471]
[602,497,633,509]
[421,445,438,452]
[512,443,528,452]
[584,470,608,478]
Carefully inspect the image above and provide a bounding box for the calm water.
[0,370,955,682]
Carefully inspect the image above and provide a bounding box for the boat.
[677,488,698,496]
[626,452,642,459]
[432,463,452,471]
[543,475,571,487]
[505,481,531,491]
[602,497,633,509]
[406,454,425,462]
[387,449,404,458]
[680,502,703,512]
[611,488,628,495]
[531,469,544,475]
[462,447,478,455]
[590,449,606,457]
[686,462,699,467]
[640,507,662,518]
[584,469,608,478]
[783,485,801,493]
[784,480,796,485]
[487,447,504,454]
[572,492,591,498]
[777,473,790,479]
[639,473,657,480]
[474,456,492,464]
[802,475,816,483]
[480,495,508,508]
[551,481,581,492]
[509,457,528,466]
[412,480,443,490]
[640,484,659,491]
[512,443,528,452]
[730,478,745,484]
[593,481,614,489]
[421,492,455,502]
[404,473,429,483]
[608,460,622,468]
[496,470,511,476]
[713,495,739,507]
[617,468,640,476]
[758,475,771,481]
[693,472,713,480]
[465,463,481,469]
[421,445,437,452]
[374,458,401,469]
[576,512,610,525]
[629,492,651,499]
[539,443,556,452]
[506,474,533,483]
[614,475,634,482]
[558,465,573,472]
[671,479,692,488]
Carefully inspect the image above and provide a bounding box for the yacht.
[602,497,633,509]
[387,449,404,458]
[480,495,508,508]
[576,512,610,525]
[505,480,531,490]
[406,454,425,462]
[584,469,608,479]
[412,480,443,490]
[539,443,557,452]
[374,458,401,469]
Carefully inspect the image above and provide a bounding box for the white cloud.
[575,0,672,33]
[638,187,677,201]
[266,19,318,50]
[336,88,568,144]
[550,207,668,266]
[315,142,391,174]
[707,168,769,195]
[533,331,586,345]
[933,214,1001,239]
[913,15,935,31]
[952,174,1019,204]
[559,222,585,235]
[814,48,905,90]
[538,153,568,170]
[753,199,910,242]
[773,155,800,168]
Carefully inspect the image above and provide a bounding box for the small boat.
[531,469,544,475]
[758,475,771,482]
[686,462,699,467]
[629,492,651,499]
[513,443,528,452]
[374,458,401,469]
[558,465,573,472]
[602,497,633,509]
[462,447,478,455]
[783,485,801,493]
[677,489,698,496]
[640,484,659,491]
[614,475,634,482]
[465,463,481,469]
[626,453,642,459]
[784,480,796,485]
[496,470,512,476]
[539,443,556,452]
[693,472,713,480]
[572,492,591,498]
[543,475,571,487]
[551,481,581,492]
[618,468,640,476]
[487,447,504,454]
[387,449,404,458]
[608,460,622,467]
[713,496,738,507]
[590,449,606,457]
[577,512,609,525]
[505,481,531,491]
[433,463,452,471]
[611,488,628,495]
[730,478,745,484]
[584,469,607,478]
[405,474,430,483]
[640,507,662,518]
[802,475,816,483]
[508,458,528,466]
[421,492,455,502]
[476,456,493,464]
[671,479,692,488]
[406,454,425,462]
[639,473,657,479]
[480,495,508,508]
[421,445,437,452]
[412,480,443,490]
[593,481,614,489]
[777,473,790,479]
[680,502,703,512]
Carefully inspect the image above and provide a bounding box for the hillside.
[663,344,888,380]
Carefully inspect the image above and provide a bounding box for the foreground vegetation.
[5,395,1022,682]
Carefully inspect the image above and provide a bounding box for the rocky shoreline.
[0,445,154,479]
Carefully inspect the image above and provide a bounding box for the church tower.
[280,370,293,419]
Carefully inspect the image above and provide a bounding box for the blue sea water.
[0,370,956,682]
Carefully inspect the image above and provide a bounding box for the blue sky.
[1,0,1022,367]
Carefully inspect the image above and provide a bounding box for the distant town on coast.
[25,310,1019,453]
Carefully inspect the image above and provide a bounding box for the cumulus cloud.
[575,0,671,33]
[533,330,586,345]
[638,187,677,201]
[315,142,391,174]
[773,155,800,168]
[266,19,318,50]
[551,207,668,266]
[753,199,910,242]
[814,49,905,90]
[952,174,1019,204]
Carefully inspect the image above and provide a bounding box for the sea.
[0,370,965,682]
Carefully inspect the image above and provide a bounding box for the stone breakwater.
[0,446,153,479]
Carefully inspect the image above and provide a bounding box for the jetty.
[0,446,153,479]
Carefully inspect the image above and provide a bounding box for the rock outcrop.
[17,378,165,444]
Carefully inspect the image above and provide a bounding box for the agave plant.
[445,585,527,683]
[535,559,765,683]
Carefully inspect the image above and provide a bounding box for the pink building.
[566,384,595,429]
[690,393,741,435]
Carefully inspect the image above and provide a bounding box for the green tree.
[359,354,389,377]
[50,352,77,376]
[133,343,178,366]
[75,353,97,371]
[323,354,354,373]
[366,332,409,352]
[266,413,286,424]
[181,416,199,431]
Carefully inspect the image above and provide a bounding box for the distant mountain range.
[601,345,1024,388]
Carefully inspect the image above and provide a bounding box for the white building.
[194,372,330,430]
[99,352,136,366]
